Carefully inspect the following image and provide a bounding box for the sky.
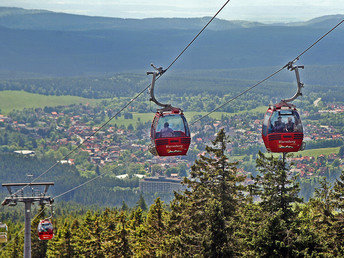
[1,0,344,23]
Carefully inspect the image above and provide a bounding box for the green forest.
[1,130,344,257]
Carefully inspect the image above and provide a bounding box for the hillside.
[0,7,343,31]
[0,7,262,31]
[0,7,343,76]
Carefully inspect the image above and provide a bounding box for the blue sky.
[1,0,344,22]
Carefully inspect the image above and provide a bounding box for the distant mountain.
[0,7,263,31]
[0,7,343,77]
[287,14,344,28]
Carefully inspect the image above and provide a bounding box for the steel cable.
[7,0,233,198]
[190,18,344,126]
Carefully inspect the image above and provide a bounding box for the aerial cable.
[190,18,344,126]
[291,19,344,63]
[9,86,148,197]
[53,170,109,200]
[9,0,232,198]
[190,66,285,125]
[164,0,232,73]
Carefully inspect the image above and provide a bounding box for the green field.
[0,91,102,114]
[266,147,340,158]
[298,147,340,157]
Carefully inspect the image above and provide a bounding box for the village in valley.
[1,99,343,196]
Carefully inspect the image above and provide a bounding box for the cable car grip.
[147,63,171,109]
[282,60,304,103]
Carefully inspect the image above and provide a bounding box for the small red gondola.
[262,62,305,153]
[38,219,54,240]
[0,223,8,243]
[150,107,191,156]
[147,64,191,157]
[262,102,304,153]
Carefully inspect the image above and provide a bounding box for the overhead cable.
[9,0,232,197]
[190,18,344,126]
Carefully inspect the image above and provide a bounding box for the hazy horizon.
[1,0,344,23]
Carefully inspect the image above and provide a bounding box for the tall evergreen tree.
[252,152,321,257]
[330,171,344,256]
[253,152,302,222]
[114,211,132,257]
[136,193,147,211]
[333,170,344,211]
[167,129,245,256]
[128,207,148,256]
[144,197,167,256]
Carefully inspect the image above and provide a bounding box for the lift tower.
[2,182,54,258]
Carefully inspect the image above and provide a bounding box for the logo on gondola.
[166,145,183,153]
[166,145,183,148]
[167,150,183,153]
[279,145,294,149]
[278,140,296,144]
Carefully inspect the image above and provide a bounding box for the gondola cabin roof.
[268,101,297,111]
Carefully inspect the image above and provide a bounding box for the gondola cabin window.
[155,115,189,138]
[270,110,303,133]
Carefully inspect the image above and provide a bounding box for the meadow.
[0,90,102,114]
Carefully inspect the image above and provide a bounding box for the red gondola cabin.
[150,107,191,156]
[262,102,304,153]
[38,219,54,240]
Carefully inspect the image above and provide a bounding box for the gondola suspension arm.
[282,60,304,103]
[147,64,172,109]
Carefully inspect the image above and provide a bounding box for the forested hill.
[0,7,343,76]
[0,7,343,31]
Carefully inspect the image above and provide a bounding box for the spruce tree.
[136,193,147,211]
[144,197,167,256]
[254,151,302,222]
[167,129,245,256]
[128,207,148,256]
[330,171,344,256]
[252,152,320,257]
[114,211,132,257]
[333,170,344,211]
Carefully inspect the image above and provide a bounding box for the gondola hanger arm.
[282,60,304,103]
[147,63,172,109]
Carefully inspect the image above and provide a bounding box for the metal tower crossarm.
[1,182,54,258]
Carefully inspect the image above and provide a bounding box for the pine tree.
[254,152,302,222]
[100,209,118,256]
[144,197,167,256]
[121,201,129,211]
[128,207,148,256]
[252,152,321,257]
[330,171,344,256]
[333,170,344,211]
[167,129,245,256]
[74,210,95,256]
[136,193,147,211]
[114,211,132,257]
[311,177,335,224]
